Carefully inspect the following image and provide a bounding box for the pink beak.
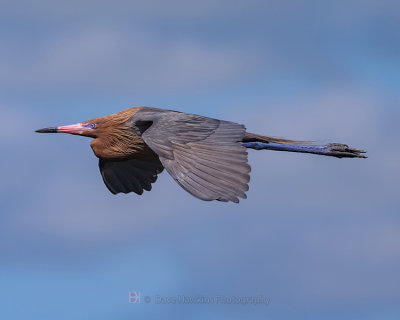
[36,123,90,135]
[57,123,87,135]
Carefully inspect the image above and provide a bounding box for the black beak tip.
[35,127,58,133]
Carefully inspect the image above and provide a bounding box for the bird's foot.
[325,143,367,158]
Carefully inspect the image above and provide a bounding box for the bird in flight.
[36,107,366,203]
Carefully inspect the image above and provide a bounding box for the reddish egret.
[36,107,366,203]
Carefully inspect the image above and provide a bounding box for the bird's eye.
[90,123,96,129]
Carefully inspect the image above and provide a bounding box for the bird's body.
[36,106,366,203]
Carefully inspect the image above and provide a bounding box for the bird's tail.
[242,132,367,158]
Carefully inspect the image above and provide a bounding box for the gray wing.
[130,108,251,203]
[99,157,164,195]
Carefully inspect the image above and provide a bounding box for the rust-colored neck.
[85,107,154,159]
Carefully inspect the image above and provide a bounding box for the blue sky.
[1,1,399,319]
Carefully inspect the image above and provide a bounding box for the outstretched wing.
[99,157,164,195]
[129,108,251,203]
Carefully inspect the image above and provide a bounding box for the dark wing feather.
[99,157,164,195]
[130,108,251,203]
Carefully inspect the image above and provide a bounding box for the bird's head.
[35,107,149,159]
[35,108,141,138]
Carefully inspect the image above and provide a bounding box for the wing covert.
[130,108,251,203]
